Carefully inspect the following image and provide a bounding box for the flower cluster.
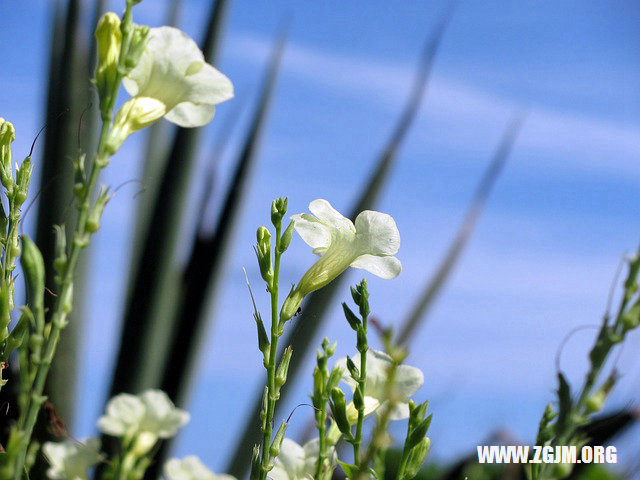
[98,389,189,455]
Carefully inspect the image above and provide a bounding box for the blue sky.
[1,0,639,475]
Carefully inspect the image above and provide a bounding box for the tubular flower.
[42,438,102,480]
[106,26,233,153]
[281,199,401,320]
[270,438,336,480]
[98,389,189,455]
[335,349,423,421]
[164,456,236,480]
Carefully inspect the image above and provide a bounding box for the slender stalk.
[12,3,137,475]
[353,317,368,465]
[259,224,282,480]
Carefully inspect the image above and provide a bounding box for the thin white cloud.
[229,33,640,179]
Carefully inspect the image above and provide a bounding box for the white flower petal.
[354,210,400,255]
[394,364,425,397]
[350,254,401,279]
[164,456,236,480]
[308,199,355,235]
[384,400,411,421]
[292,213,332,250]
[165,102,215,128]
[275,438,306,479]
[125,27,204,101]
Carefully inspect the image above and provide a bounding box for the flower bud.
[255,226,272,284]
[0,118,15,193]
[275,346,293,390]
[53,225,68,278]
[329,387,352,439]
[346,356,359,381]
[15,155,32,206]
[278,221,294,254]
[122,25,150,73]
[584,371,617,414]
[250,445,261,480]
[269,421,287,458]
[403,437,430,480]
[20,235,45,318]
[407,414,432,450]
[95,12,122,108]
[342,303,361,331]
[270,197,288,228]
[85,188,112,234]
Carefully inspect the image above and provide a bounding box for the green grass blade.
[36,0,87,430]
[225,11,452,476]
[396,113,525,346]
[108,0,232,398]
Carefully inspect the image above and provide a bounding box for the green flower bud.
[355,279,370,319]
[269,421,287,457]
[584,371,617,414]
[346,356,359,381]
[278,220,294,254]
[20,236,45,318]
[342,302,361,331]
[53,225,67,278]
[329,387,352,439]
[254,313,270,362]
[353,385,364,411]
[15,155,32,206]
[250,445,261,480]
[0,118,15,193]
[270,197,288,228]
[407,414,432,450]
[403,437,430,480]
[85,188,112,234]
[95,12,122,109]
[122,25,150,73]
[275,346,293,391]
[255,226,273,284]
[260,386,268,430]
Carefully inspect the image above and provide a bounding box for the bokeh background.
[1,0,639,477]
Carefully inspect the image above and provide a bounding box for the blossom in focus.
[106,26,233,153]
[335,349,423,421]
[42,438,102,480]
[281,199,401,320]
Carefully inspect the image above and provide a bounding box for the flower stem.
[11,4,136,476]
[353,316,368,466]
[259,224,282,480]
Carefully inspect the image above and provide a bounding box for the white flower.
[98,389,189,455]
[335,349,423,421]
[106,26,233,153]
[270,438,336,480]
[281,199,401,320]
[42,438,102,480]
[164,456,236,480]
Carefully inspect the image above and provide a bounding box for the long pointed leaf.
[108,0,232,398]
[225,9,452,476]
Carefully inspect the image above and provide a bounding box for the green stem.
[259,224,282,480]
[314,405,327,479]
[353,318,368,466]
